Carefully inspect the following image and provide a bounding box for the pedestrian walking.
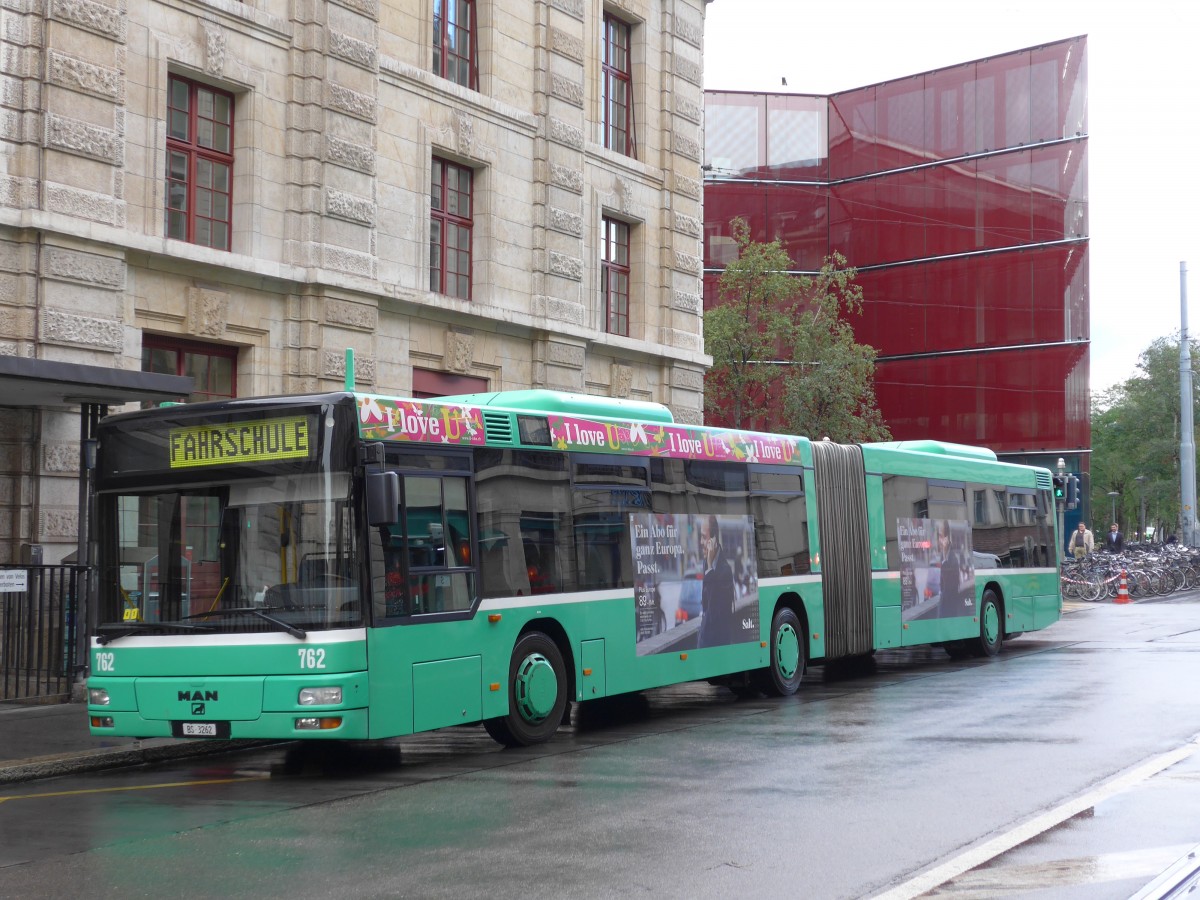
[1067,522,1094,559]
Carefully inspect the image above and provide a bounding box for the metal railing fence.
[0,565,89,701]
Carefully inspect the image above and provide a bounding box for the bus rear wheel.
[484,631,568,747]
[757,606,806,696]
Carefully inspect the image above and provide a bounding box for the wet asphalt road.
[2,595,1199,899]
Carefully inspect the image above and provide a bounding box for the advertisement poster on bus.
[630,513,759,655]
[898,517,975,621]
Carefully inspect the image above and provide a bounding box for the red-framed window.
[602,216,630,336]
[141,335,237,403]
[413,368,488,399]
[602,14,635,158]
[165,75,234,251]
[433,0,477,89]
[430,157,473,300]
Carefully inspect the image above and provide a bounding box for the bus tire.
[973,589,1003,658]
[484,631,568,747]
[759,606,806,696]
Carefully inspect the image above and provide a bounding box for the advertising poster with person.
[631,513,758,654]
[898,517,975,621]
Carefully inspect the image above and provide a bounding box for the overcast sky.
[702,0,1198,395]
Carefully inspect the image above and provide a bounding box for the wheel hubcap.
[775,623,800,679]
[514,652,557,722]
[983,603,1000,644]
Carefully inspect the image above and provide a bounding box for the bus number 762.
[298,648,326,669]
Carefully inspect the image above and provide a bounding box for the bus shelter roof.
[0,356,192,409]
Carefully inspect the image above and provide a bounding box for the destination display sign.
[168,415,312,468]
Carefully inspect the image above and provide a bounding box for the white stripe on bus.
[90,628,367,649]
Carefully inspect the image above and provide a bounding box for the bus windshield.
[98,470,364,635]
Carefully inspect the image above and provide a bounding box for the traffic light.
[1053,475,1065,502]
[1066,474,1080,509]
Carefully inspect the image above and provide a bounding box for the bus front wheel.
[758,606,806,696]
[973,590,1004,658]
[484,631,568,747]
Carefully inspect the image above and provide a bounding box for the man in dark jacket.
[1105,523,1123,552]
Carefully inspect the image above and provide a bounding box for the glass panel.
[170,79,189,112]
[169,109,188,141]
[184,352,210,393]
[614,272,628,302]
[766,96,827,177]
[432,2,443,76]
[196,158,212,189]
[101,472,361,631]
[197,89,214,121]
[195,218,211,247]
[210,221,228,250]
[197,118,214,149]
[827,84,877,180]
[444,477,469,566]
[213,162,230,193]
[404,476,444,568]
[196,188,212,218]
[212,123,230,154]
[429,220,442,290]
[212,92,231,125]
[167,210,187,240]
[409,572,472,613]
[211,356,234,397]
[431,162,443,208]
[212,192,229,223]
[168,151,188,182]
[167,181,187,212]
[143,347,178,375]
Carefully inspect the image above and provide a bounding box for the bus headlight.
[89,688,110,706]
[298,687,342,706]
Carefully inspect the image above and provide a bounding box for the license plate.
[172,721,230,738]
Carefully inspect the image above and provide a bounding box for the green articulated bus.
[87,389,1061,746]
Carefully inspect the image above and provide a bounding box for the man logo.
[191,703,206,715]
[178,690,218,701]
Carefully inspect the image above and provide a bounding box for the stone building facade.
[0,0,710,563]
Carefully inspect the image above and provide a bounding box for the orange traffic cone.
[1114,570,1131,604]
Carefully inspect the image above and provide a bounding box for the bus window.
[474,449,571,598]
[572,487,648,590]
[402,473,474,614]
[750,469,809,576]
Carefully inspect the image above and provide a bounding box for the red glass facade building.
[703,37,1089,475]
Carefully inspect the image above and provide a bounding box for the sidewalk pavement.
[0,700,276,785]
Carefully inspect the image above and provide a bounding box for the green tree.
[1090,335,1200,537]
[703,218,890,442]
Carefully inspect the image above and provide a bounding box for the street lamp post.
[1135,475,1148,542]
[1107,490,1120,526]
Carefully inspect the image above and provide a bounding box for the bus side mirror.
[366,471,399,526]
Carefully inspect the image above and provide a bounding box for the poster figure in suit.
[698,514,737,648]
[934,519,974,616]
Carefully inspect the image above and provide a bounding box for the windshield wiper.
[96,621,216,645]
[181,606,307,640]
